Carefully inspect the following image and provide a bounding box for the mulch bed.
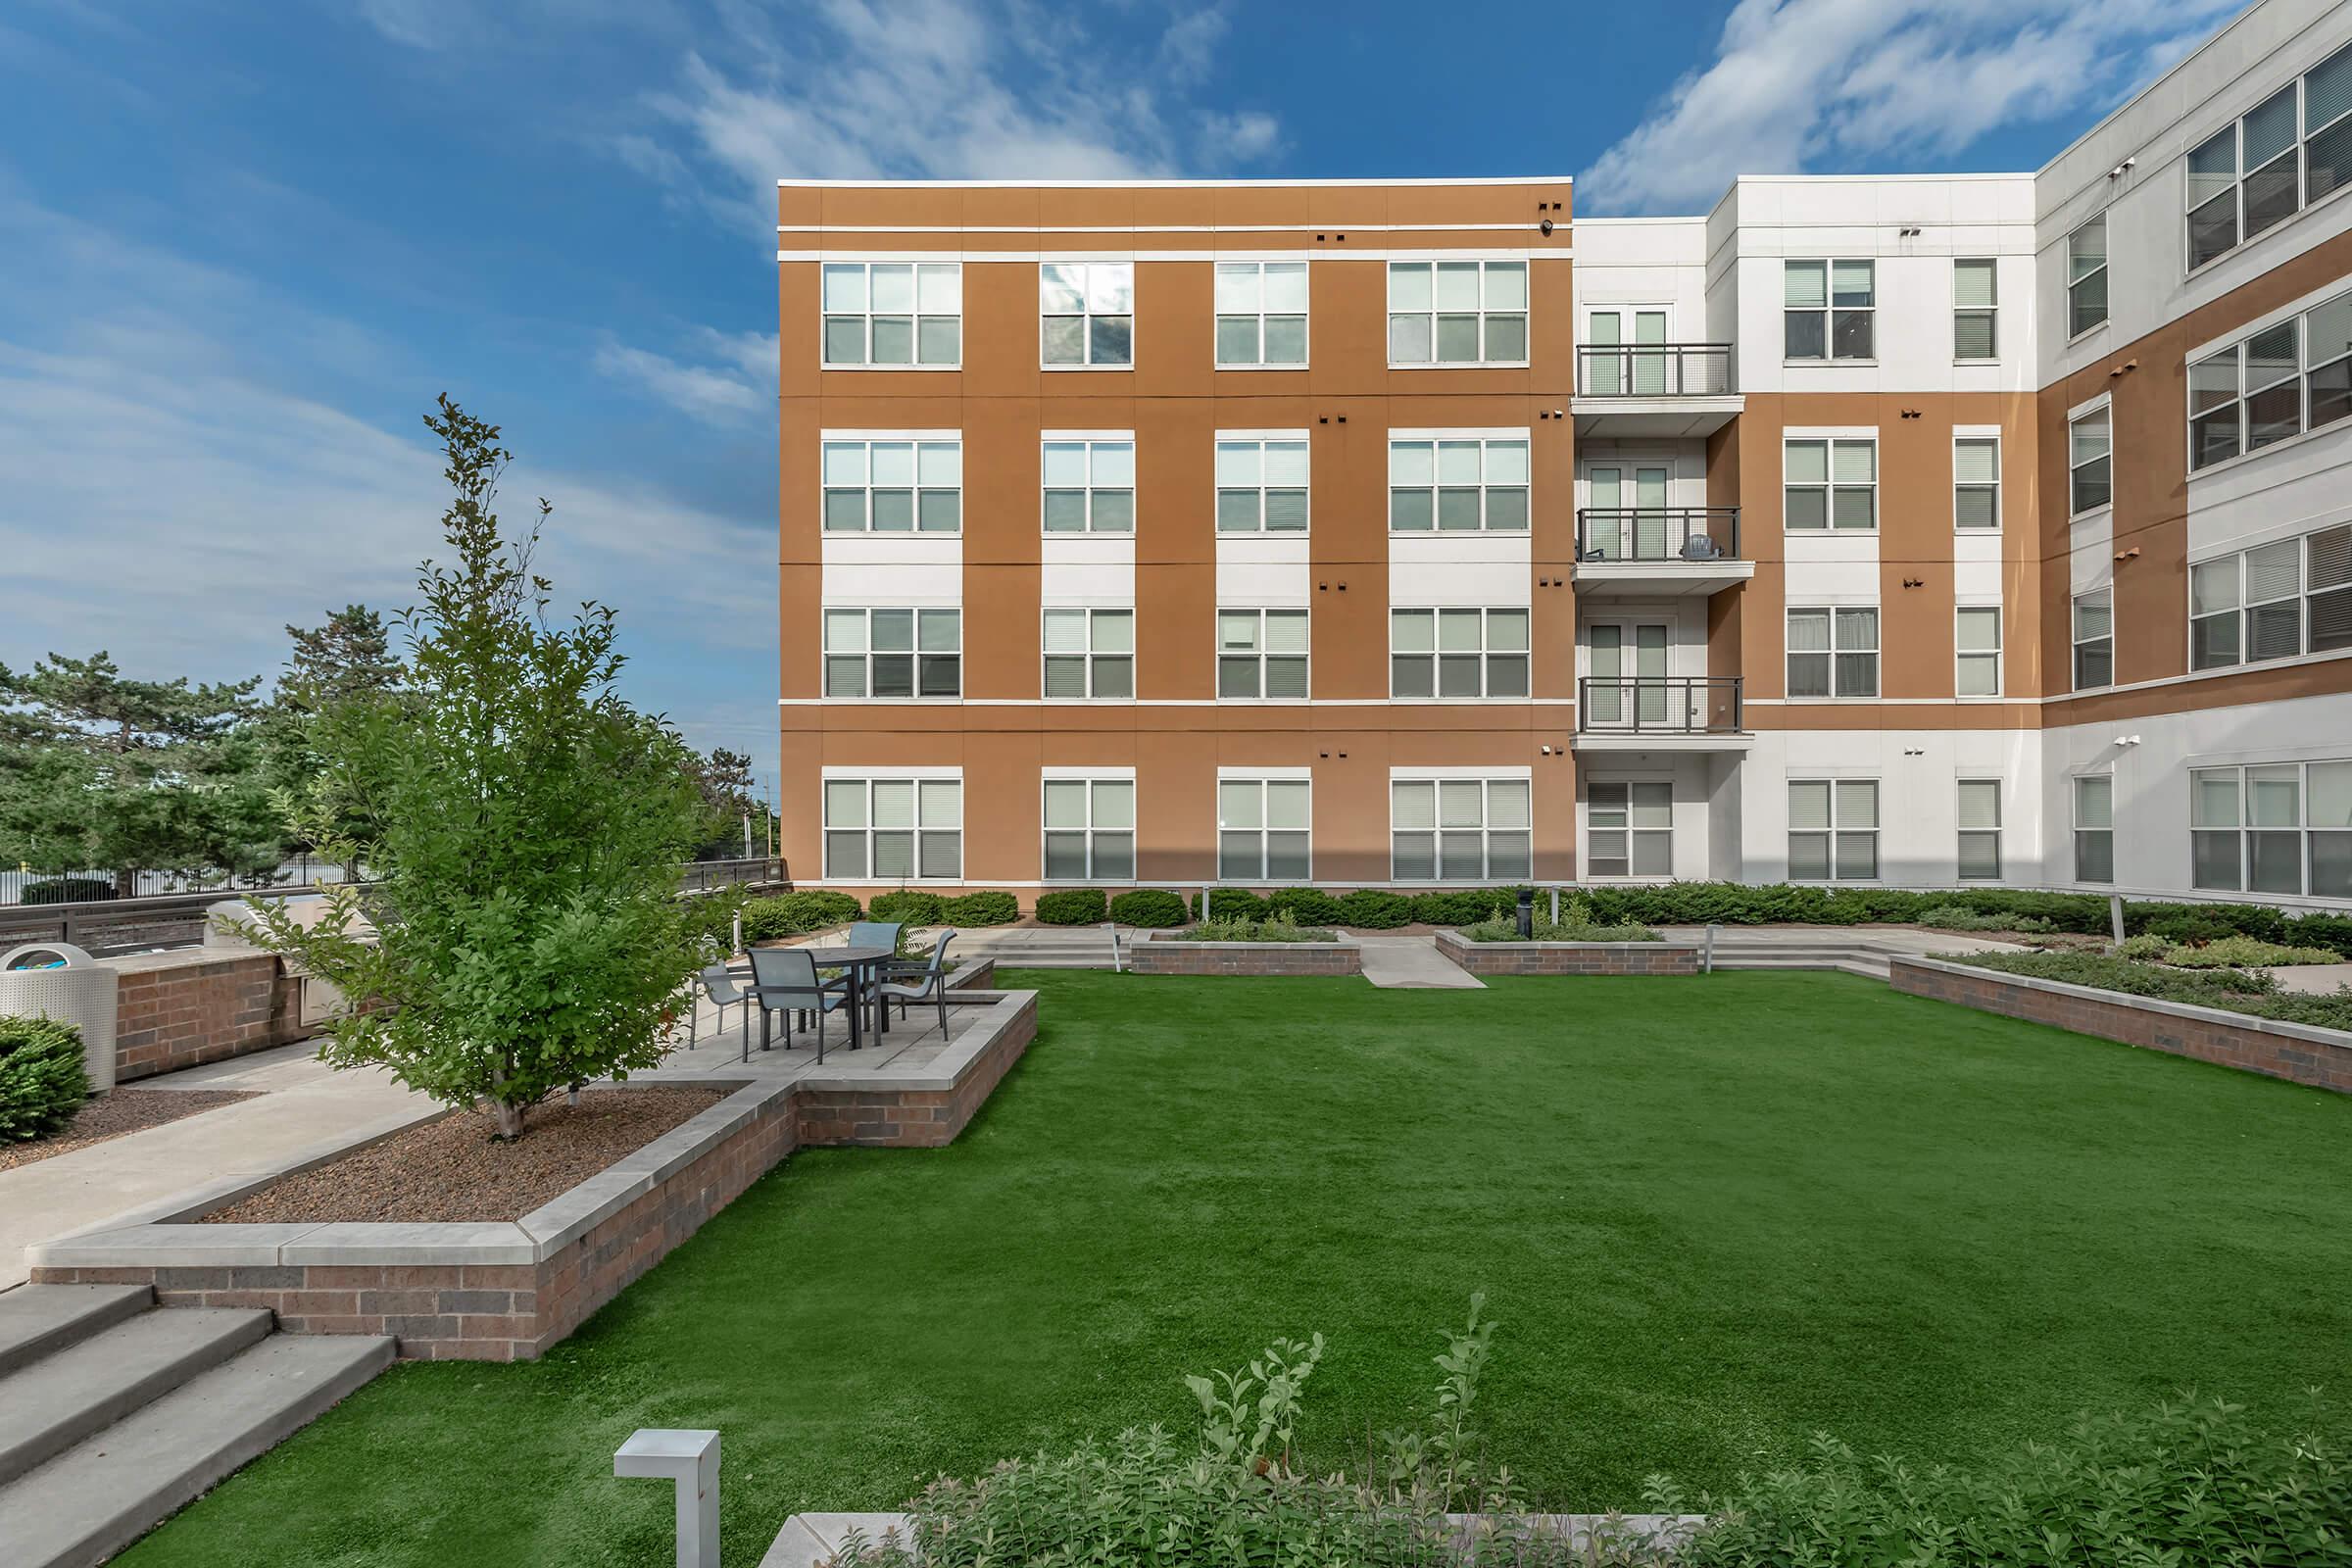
[0,1089,264,1172]
[199,1086,725,1225]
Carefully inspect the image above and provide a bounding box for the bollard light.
[615,1429,720,1568]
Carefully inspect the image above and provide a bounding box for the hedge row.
[739,889,1021,941]
[1044,887,1535,929]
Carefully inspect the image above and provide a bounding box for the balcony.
[1572,344,1743,439]
[1573,676,1752,753]
[1573,508,1754,596]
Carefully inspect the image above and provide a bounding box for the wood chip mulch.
[199,1086,726,1225]
[0,1089,264,1172]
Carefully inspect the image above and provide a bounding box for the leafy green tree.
[0,653,276,897]
[244,396,713,1138]
[262,605,408,874]
[683,745,767,859]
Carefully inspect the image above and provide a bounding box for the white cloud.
[1579,0,2242,215]
[594,329,775,422]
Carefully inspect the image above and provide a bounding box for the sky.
[0,0,2248,794]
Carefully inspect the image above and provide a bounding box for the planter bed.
[29,988,1040,1361]
[1130,933,1362,976]
[0,1087,262,1172]
[1890,956,2352,1095]
[1436,930,1700,976]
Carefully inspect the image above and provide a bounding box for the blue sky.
[0,0,2243,793]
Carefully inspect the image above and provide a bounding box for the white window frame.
[1386,260,1530,368]
[1217,775,1312,883]
[2072,588,2114,691]
[1783,259,1875,362]
[1041,773,1136,883]
[821,261,961,369]
[822,608,962,701]
[2189,760,2352,897]
[1956,779,2003,881]
[1786,606,1879,699]
[1788,779,1879,882]
[1215,608,1310,701]
[1214,260,1308,368]
[1041,607,1135,701]
[1214,432,1310,534]
[1040,261,1134,369]
[1956,606,2002,698]
[2184,42,2352,273]
[1585,779,1673,880]
[821,434,963,535]
[821,773,963,881]
[1387,432,1531,533]
[2187,523,2352,669]
[2187,285,2352,474]
[1389,608,1532,700]
[1041,434,1135,534]
[2067,214,2109,338]
[2073,773,2115,885]
[1953,433,2000,530]
[2069,404,2112,515]
[1389,775,1533,883]
[1952,259,1998,362]
[1783,435,1878,531]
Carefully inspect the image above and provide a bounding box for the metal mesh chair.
[746,947,851,1063]
[876,930,956,1039]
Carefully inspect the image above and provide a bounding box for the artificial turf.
[121,969,2352,1567]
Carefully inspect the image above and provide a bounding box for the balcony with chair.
[1573,676,1752,752]
[1573,507,1752,596]
[1572,344,1742,438]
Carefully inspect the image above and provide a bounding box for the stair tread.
[0,1285,154,1379]
[0,1332,394,1568]
[0,1308,273,1485]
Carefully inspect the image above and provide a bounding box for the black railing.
[679,858,791,896]
[1578,676,1744,734]
[1576,507,1741,563]
[1575,344,1736,397]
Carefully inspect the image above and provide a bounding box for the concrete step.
[0,1331,394,1568]
[0,1307,273,1486]
[0,1285,155,1379]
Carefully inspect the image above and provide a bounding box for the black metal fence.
[1578,676,1746,734]
[1576,507,1742,563]
[1575,343,1736,397]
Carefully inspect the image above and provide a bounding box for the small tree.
[245,396,712,1138]
[261,605,409,875]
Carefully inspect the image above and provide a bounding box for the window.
[1215,436,1309,533]
[1957,779,2002,880]
[821,262,960,368]
[822,777,961,880]
[822,438,961,533]
[1390,609,1530,698]
[2072,589,2113,690]
[2186,524,2352,669]
[2074,775,2115,884]
[1784,437,1876,530]
[1042,438,1134,533]
[1216,610,1309,700]
[2068,215,2109,335]
[1218,778,1310,881]
[1040,262,1133,368]
[1954,437,1999,529]
[1956,607,2002,697]
[1786,607,1879,698]
[1391,778,1531,881]
[2193,763,2309,894]
[1215,262,1307,368]
[2186,43,2352,270]
[1788,780,1878,880]
[822,609,960,699]
[1784,260,1874,360]
[1388,261,1528,366]
[1953,260,1997,360]
[1587,781,1671,878]
[2069,407,2111,514]
[1388,436,1529,531]
[2188,287,2352,471]
[1584,309,1668,394]
[1042,609,1133,699]
[1042,778,1135,881]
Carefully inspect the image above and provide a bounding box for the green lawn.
[124,970,2352,1567]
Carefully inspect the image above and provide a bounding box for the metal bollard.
[1516,888,1535,939]
[616,1429,720,1568]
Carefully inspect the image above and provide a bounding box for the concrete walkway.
[1348,931,1484,989]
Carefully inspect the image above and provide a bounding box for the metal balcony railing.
[1577,676,1745,734]
[1575,343,1736,397]
[1576,507,1741,563]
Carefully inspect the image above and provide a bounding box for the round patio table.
[789,944,895,1050]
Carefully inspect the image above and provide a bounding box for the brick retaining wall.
[1130,938,1362,975]
[1889,956,2351,1094]
[1435,931,1701,976]
[110,948,304,1082]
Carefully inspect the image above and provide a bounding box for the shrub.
[1108,889,1189,927]
[1955,950,2352,1030]
[1458,916,1659,944]
[2159,934,2343,967]
[1264,887,1345,924]
[19,878,114,906]
[0,1016,90,1143]
[1177,911,1337,943]
[941,890,1017,927]
[1409,889,1513,927]
[866,890,946,926]
[1915,902,2054,933]
[741,890,860,941]
[2118,932,2172,960]
[1336,889,1412,929]
[1034,888,1108,925]
[1204,888,1268,922]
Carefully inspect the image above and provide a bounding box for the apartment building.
[776,0,2352,909]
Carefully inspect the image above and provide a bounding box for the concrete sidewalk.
[1349,932,1484,988]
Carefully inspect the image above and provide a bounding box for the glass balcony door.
[1587,309,1668,396]
[1587,620,1669,725]
[1585,464,1670,561]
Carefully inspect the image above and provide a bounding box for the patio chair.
[876,930,957,1039]
[849,919,904,955]
[747,947,851,1064]
[695,963,753,1054]
[1681,532,1724,561]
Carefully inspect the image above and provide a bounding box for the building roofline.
[2034,0,2262,176]
[775,174,1572,189]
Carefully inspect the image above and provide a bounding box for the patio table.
[755,943,893,1052]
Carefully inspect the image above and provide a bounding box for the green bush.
[1108,889,1190,927]
[940,890,1017,927]
[1204,888,1269,922]
[0,1016,90,1143]
[1407,889,1512,926]
[740,890,860,941]
[1034,889,1108,925]
[866,890,946,926]
[20,878,114,906]
[1458,916,1659,943]
[1177,911,1338,943]
[1264,887,1345,924]
[1336,889,1412,929]
[2158,933,2343,967]
[1915,902,2054,933]
[1955,949,2352,1030]
[2118,932,2172,959]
